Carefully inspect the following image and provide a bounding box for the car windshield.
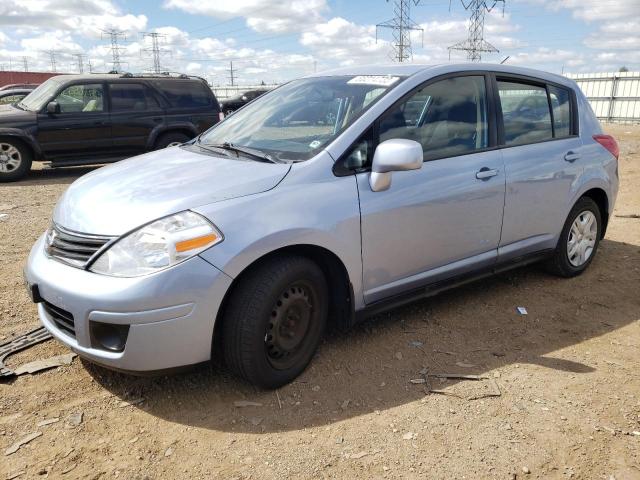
[200,75,404,161]
[17,77,65,111]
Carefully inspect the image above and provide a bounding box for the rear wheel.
[546,197,602,277]
[222,255,328,389]
[153,132,191,150]
[0,138,32,182]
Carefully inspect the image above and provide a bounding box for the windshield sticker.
[347,75,400,87]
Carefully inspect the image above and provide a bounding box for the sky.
[0,0,638,86]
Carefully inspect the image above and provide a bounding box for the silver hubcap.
[567,210,597,267]
[0,143,21,173]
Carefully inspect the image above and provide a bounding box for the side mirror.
[369,139,423,192]
[46,101,60,114]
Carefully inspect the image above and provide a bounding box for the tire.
[222,255,328,389]
[546,196,602,277]
[153,132,191,150]
[0,137,32,182]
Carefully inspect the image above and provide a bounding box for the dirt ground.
[1,124,639,480]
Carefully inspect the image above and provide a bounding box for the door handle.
[476,167,499,180]
[564,151,580,162]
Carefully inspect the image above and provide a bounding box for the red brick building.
[0,71,63,88]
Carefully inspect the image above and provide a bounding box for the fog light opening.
[90,321,130,352]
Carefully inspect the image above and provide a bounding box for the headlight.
[90,211,222,277]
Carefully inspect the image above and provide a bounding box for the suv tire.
[0,138,32,182]
[222,255,328,389]
[546,196,602,277]
[154,132,191,150]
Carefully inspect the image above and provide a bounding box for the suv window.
[498,81,552,146]
[548,84,572,138]
[379,75,489,161]
[55,83,104,113]
[110,83,160,112]
[152,80,213,109]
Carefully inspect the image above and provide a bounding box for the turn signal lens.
[175,233,219,253]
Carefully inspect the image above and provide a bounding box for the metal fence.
[211,84,279,100]
[565,72,640,124]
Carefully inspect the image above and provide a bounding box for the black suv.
[0,73,222,181]
[220,89,269,115]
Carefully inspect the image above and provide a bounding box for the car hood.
[0,104,35,124]
[53,146,291,235]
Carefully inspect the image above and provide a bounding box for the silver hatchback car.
[25,64,619,388]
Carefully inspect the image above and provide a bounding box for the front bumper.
[24,234,233,372]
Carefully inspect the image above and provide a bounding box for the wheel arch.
[0,130,40,159]
[212,243,354,358]
[579,187,609,239]
[147,125,198,149]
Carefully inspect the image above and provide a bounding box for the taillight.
[218,112,225,122]
[593,134,619,160]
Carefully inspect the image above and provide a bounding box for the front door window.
[55,84,104,113]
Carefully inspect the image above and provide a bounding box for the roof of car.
[47,73,208,83]
[0,88,32,95]
[307,63,574,88]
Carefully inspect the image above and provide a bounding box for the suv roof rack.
[116,72,207,82]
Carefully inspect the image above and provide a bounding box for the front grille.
[43,301,76,338]
[45,223,113,268]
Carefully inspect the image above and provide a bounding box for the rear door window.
[110,83,160,112]
[152,80,213,109]
[497,81,552,146]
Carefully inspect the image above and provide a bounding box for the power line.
[101,28,127,72]
[448,0,506,62]
[141,32,171,73]
[376,0,425,62]
[73,53,87,73]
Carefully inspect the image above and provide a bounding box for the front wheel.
[221,256,328,388]
[0,138,32,182]
[546,196,602,277]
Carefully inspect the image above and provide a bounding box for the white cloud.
[301,17,387,65]
[0,1,147,36]
[164,0,328,33]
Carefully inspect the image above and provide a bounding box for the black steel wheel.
[221,255,328,388]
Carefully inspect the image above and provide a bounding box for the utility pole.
[22,56,29,72]
[376,0,424,62]
[73,53,86,73]
[448,0,505,62]
[141,32,170,73]
[43,50,59,73]
[101,29,127,72]
[227,61,236,86]
[88,59,93,73]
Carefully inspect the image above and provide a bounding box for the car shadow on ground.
[5,165,101,187]
[86,238,640,434]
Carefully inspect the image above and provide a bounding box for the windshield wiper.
[206,142,277,163]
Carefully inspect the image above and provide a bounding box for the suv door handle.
[476,167,499,180]
[564,151,580,162]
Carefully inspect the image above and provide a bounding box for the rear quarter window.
[152,80,216,109]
